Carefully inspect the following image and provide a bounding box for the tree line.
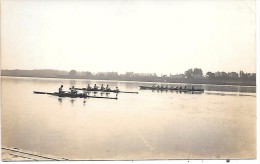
[1,68,256,86]
[183,68,256,80]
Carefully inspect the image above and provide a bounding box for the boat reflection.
[70,99,75,106]
[58,97,63,105]
[149,89,204,94]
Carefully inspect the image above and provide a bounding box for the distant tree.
[206,72,215,79]
[85,71,92,76]
[239,71,245,79]
[193,68,203,79]
[221,72,229,79]
[228,72,239,79]
[214,71,227,79]
[250,73,256,80]
[193,68,203,76]
[239,71,253,80]
[97,73,105,79]
[185,69,193,79]
[69,70,77,77]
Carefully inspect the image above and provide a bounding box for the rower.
[191,86,194,90]
[106,85,111,90]
[59,85,64,93]
[100,84,105,90]
[175,86,179,89]
[165,85,168,89]
[179,86,183,90]
[87,84,92,90]
[115,87,119,92]
[161,84,164,89]
[157,85,160,88]
[184,86,187,89]
[70,86,77,94]
[94,84,98,90]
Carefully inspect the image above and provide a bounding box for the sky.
[1,0,256,75]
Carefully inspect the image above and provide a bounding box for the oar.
[74,88,102,92]
[33,91,70,94]
[74,87,87,90]
[101,90,138,94]
[84,95,117,100]
[33,91,47,94]
[118,91,138,94]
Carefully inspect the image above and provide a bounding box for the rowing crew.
[151,84,194,90]
[59,85,78,94]
[58,84,120,94]
[86,84,119,91]
[86,84,110,90]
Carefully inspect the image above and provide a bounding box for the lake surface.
[1,76,256,160]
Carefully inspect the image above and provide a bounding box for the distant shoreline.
[1,75,256,87]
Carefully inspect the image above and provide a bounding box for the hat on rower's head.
[61,85,63,87]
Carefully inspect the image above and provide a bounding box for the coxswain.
[70,86,77,94]
[59,85,64,93]
[100,84,105,90]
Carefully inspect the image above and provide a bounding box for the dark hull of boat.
[33,91,118,99]
[139,86,204,92]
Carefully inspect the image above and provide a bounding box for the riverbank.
[1,147,69,161]
[1,75,256,86]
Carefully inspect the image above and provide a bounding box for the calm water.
[1,77,256,160]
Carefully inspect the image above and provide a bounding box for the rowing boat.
[74,88,138,94]
[33,91,118,100]
[139,86,204,92]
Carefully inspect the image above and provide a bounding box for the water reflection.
[69,80,76,86]
[1,77,256,159]
[70,99,75,106]
[99,92,111,97]
[58,98,63,105]
[203,84,255,93]
[150,90,204,94]
[57,97,90,106]
[206,91,256,97]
